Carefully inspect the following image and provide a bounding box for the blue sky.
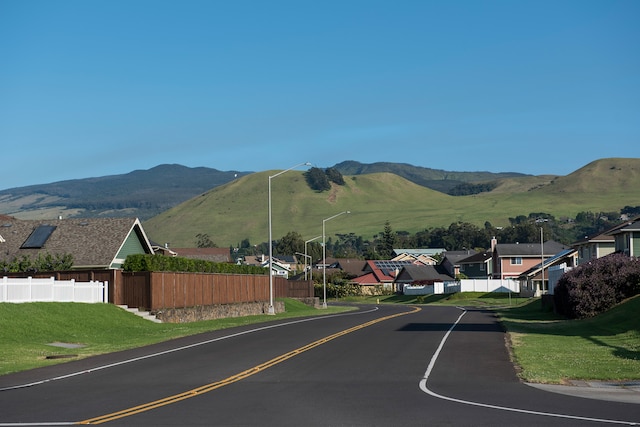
[1,0,638,189]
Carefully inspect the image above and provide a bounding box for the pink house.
[491,237,568,280]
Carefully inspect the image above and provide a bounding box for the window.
[480,263,485,271]
[510,257,522,265]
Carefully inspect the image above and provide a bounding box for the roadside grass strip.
[419,308,639,426]
[79,306,420,425]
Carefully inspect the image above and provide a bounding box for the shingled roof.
[0,217,153,269]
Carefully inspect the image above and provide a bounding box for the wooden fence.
[5,270,313,311]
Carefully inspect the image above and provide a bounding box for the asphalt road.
[0,304,638,426]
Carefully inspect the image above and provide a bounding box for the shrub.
[123,254,268,275]
[554,253,640,318]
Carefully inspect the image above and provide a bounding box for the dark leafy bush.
[0,253,73,273]
[123,254,268,275]
[554,253,640,318]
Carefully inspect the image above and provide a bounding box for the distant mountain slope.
[0,164,249,220]
[333,160,527,193]
[0,161,530,221]
[143,158,640,248]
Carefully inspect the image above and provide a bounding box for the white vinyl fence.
[403,278,519,296]
[1,277,108,303]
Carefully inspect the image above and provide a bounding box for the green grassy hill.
[142,158,640,248]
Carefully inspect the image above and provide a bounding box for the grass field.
[1,294,638,384]
[0,299,352,376]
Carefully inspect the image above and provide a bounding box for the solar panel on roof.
[21,225,56,249]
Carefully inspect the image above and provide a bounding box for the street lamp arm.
[269,162,312,179]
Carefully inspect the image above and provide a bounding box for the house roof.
[359,260,413,283]
[518,248,577,279]
[607,216,640,235]
[0,217,153,269]
[442,250,479,265]
[350,272,380,285]
[396,264,454,282]
[393,248,446,256]
[171,247,232,263]
[333,258,367,277]
[458,250,492,264]
[495,241,567,257]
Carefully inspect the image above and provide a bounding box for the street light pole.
[322,211,350,309]
[268,162,311,315]
[304,235,322,280]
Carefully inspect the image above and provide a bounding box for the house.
[394,264,454,293]
[572,232,615,265]
[607,216,640,257]
[457,250,493,279]
[393,248,445,258]
[332,258,368,277]
[348,257,438,294]
[491,237,568,280]
[440,250,479,277]
[518,248,578,297]
[242,254,290,278]
[350,260,414,294]
[571,215,640,262]
[0,217,154,270]
[392,252,438,265]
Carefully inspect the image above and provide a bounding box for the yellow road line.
[79,306,420,425]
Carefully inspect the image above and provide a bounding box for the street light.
[322,211,350,309]
[295,252,312,278]
[304,235,322,280]
[268,162,311,315]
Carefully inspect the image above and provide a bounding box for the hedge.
[123,254,268,275]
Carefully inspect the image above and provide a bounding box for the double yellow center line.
[80,306,420,424]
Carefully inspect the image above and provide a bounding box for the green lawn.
[495,295,640,383]
[0,299,352,376]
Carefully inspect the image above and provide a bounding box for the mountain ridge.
[0,161,535,220]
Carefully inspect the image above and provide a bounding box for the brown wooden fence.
[5,270,313,311]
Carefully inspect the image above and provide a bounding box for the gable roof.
[393,248,446,257]
[495,241,567,257]
[607,216,640,235]
[0,217,153,269]
[458,250,492,264]
[518,248,578,279]
[396,264,454,283]
[442,250,479,265]
[333,258,367,277]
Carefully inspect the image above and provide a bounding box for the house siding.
[113,231,148,268]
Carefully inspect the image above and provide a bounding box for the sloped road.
[0,304,637,426]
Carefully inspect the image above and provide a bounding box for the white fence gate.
[0,277,108,303]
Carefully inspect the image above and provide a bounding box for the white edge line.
[0,306,379,392]
[418,308,639,426]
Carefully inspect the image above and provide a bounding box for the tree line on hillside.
[227,206,640,262]
[304,167,345,191]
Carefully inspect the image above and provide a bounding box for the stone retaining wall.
[154,301,285,323]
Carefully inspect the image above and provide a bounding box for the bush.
[554,253,640,318]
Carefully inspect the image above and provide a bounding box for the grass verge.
[495,295,640,384]
[0,299,352,376]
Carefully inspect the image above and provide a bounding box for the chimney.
[491,236,497,252]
